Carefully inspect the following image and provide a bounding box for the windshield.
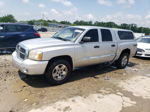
[52,27,85,42]
[137,38,150,44]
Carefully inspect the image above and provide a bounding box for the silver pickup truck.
[12,26,137,85]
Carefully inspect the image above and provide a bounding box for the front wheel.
[116,53,129,69]
[45,59,72,85]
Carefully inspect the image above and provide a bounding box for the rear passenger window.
[5,25,17,32]
[101,29,113,42]
[118,31,134,40]
[83,29,99,42]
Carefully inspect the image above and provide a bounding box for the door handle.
[94,46,100,48]
[19,34,26,37]
[111,44,116,47]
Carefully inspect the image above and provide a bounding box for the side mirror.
[81,36,91,43]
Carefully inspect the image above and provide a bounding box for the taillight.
[34,33,40,37]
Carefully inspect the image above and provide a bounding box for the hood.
[137,42,150,49]
[19,38,74,50]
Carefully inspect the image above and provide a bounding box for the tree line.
[0,14,150,34]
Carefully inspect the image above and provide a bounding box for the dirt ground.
[39,32,55,38]
[0,54,150,112]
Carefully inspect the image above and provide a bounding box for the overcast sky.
[0,0,150,27]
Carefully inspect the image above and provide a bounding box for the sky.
[0,0,150,27]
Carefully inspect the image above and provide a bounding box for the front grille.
[20,47,26,53]
[16,45,27,60]
[145,54,150,56]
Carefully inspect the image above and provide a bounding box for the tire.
[116,53,129,69]
[45,59,72,85]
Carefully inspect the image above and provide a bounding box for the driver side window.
[83,29,99,42]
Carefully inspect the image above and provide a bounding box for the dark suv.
[0,23,40,50]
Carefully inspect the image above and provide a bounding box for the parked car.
[12,26,137,85]
[136,36,150,58]
[0,23,41,51]
[37,27,48,32]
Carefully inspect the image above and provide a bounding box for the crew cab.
[12,26,137,85]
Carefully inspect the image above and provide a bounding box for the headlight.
[29,50,43,61]
[137,48,145,52]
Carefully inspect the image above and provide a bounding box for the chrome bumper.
[12,51,48,75]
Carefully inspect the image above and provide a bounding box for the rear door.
[99,29,117,62]
[3,25,32,48]
[3,24,21,48]
[17,25,39,40]
[15,25,32,43]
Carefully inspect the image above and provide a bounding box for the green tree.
[74,20,93,26]
[28,20,34,25]
[0,14,17,23]
[120,23,130,29]
[47,19,58,23]
[60,21,71,25]
[43,21,49,26]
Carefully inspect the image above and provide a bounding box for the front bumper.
[12,51,48,75]
[136,51,150,58]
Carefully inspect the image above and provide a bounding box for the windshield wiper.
[53,37,69,41]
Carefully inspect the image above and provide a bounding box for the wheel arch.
[45,55,73,73]
[120,49,131,56]
[115,48,131,69]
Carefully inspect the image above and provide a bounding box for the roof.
[71,25,132,32]
[0,23,32,26]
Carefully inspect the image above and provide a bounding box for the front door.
[75,29,102,67]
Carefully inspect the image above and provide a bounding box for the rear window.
[118,31,134,40]
[16,25,30,32]
[101,29,113,42]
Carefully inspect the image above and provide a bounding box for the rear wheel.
[45,59,72,85]
[116,53,129,69]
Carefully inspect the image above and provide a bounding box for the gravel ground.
[0,55,150,112]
